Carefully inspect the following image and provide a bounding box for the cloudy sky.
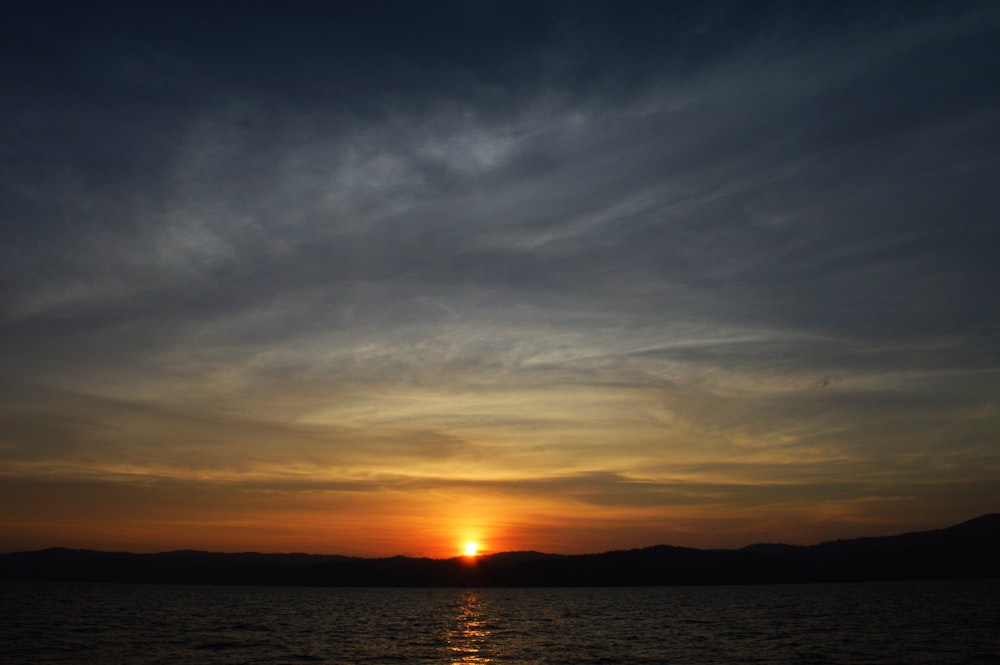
[2,1,998,557]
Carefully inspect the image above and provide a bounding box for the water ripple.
[2,580,999,664]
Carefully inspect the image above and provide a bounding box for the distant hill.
[740,513,1000,582]
[2,515,998,586]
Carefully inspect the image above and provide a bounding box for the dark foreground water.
[3,579,999,664]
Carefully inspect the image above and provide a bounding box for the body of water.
[3,579,999,664]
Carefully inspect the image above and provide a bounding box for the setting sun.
[463,542,480,557]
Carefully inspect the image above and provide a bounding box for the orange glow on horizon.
[3,471,974,558]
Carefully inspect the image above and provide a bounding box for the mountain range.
[2,514,997,586]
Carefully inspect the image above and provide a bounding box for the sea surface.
[2,579,999,664]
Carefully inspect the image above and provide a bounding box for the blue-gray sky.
[2,1,998,556]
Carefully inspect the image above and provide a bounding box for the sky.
[2,1,999,558]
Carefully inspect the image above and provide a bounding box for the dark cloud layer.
[2,2,999,554]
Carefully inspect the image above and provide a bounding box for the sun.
[463,541,480,557]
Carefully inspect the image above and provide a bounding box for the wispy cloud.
[1,2,998,554]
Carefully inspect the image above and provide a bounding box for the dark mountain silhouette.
[741,513,1000,582]
[2,514,997,586]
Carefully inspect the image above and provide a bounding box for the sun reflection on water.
[447,590,493,664]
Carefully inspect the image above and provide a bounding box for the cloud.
[2,2,999,552]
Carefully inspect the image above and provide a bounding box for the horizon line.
[8,513,995,560]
